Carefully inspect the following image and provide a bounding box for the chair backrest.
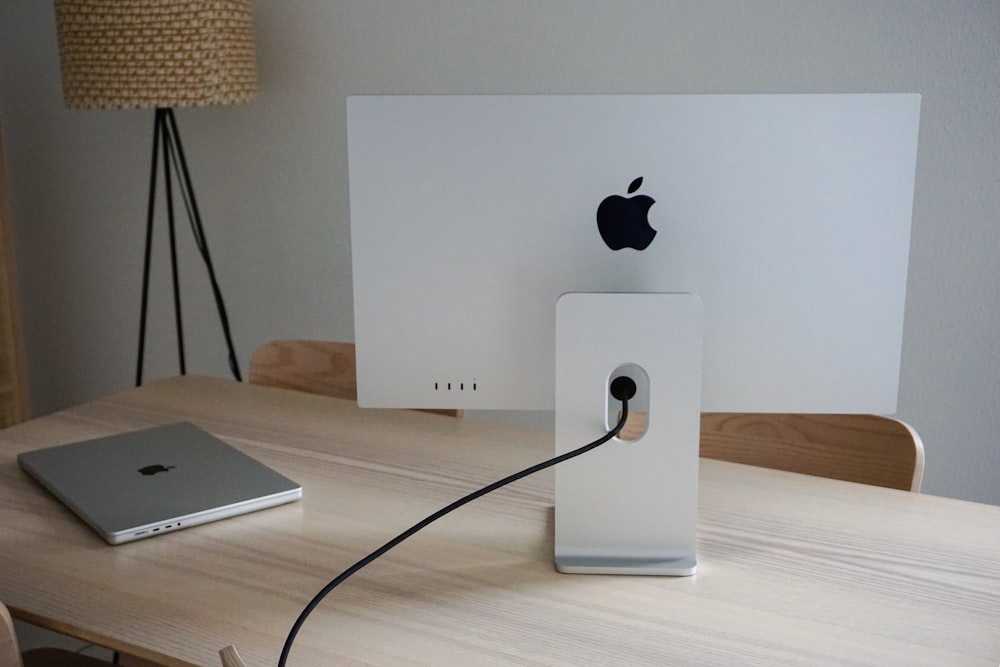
[219,645,246,667]
[0,602,23,667]
[252,341,922,491]
[5,600,246,667]
[249,340,358,400]
[698,412,924,491]
[248,340,462,418]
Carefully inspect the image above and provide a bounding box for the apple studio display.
[347,94,921,573]
[348,94,919,414]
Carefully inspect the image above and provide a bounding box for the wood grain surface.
[0,376,997,666]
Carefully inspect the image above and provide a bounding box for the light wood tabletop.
[0,376,997,666]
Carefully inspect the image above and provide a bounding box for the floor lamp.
[54,0,257,385]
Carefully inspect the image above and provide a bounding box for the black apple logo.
[138,464,174,476]
[596,177,657,251]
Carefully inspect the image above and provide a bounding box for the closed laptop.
[18,421,301,545]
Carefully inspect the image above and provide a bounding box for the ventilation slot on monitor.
[433,380,478,392]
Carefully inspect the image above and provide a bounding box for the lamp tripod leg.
[135,108,243,386]
[161,111,186,377]
[136,110,163,387]
[163,109,242,382]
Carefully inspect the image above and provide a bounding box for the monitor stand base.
[554,293,702,576]
[554,555,698,576]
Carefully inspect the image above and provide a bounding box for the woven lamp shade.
[54,0,257,109]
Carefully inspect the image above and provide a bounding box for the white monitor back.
[348,94,920,413]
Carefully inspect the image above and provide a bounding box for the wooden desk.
[0,376,997,666]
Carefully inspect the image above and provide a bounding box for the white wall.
[1,1,997,504]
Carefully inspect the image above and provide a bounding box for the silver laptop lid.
[18,422,301,544]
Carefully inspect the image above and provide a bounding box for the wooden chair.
[1,600,112,667]
[248,340,462,418]
[252,341,923,491]
[4,601,243,667]
[1,602,19,667]
[698,412,924,491]
[623,411,924,491]
[218,646,245,667]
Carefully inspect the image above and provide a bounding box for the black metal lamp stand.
[136,108,242,386]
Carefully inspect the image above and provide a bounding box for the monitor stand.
[554,293,702,575]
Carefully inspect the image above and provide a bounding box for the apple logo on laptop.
[138,464,174,476]
[596,177,657,251]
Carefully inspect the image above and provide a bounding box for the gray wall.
[0,1,997,504]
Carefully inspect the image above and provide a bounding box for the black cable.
[277,391,633,667]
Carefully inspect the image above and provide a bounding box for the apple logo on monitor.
[596,176,657,251]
